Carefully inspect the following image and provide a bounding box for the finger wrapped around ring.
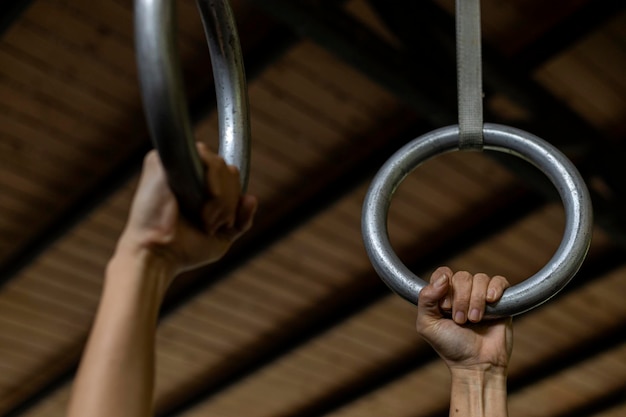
[451,271,473,324]
[487,275,510,303]
[468,273,490,322]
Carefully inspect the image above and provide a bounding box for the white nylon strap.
[456,0,484,150]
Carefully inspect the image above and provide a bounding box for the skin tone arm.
[416,267,513,417]
[67,143,509,417]
[66,144,258,417]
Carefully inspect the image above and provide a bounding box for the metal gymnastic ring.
[134,0,250,225]
[362,124,593,317]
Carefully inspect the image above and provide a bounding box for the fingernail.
[441,297,451,309]
[469,308,480,322]
[487,289,496,301]
[454,311,465,323]
[435,274,448,288]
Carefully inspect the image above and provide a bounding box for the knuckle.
[144,150,159,165]
[494,275,511,288]
[431,266,453,282]
[474,272,490,282]
[452,271,472,284]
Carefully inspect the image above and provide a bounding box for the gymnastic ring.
[362,124,593,318]
[134,0,250,226]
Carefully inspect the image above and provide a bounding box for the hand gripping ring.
[362,124,593,317]
[135,0,250,226]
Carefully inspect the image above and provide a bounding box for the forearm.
[67,245,174,417]
[449,366,508,417]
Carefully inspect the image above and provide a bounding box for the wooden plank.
[0,314,77,346]
[576,30,626,93]
[20,271,101,304]
[157,320,246,356]
[0,44,130,117]
[0,109,105,173]
[509,344,626,416]
[283,41,398,114]
[248,83,346,150]
[23,1,137,79]
[260,64,377,130]
[30,249,107,283]
[16,385,71,417]
[2,280,94,317]
[3,22,139,106]
[535,52,626,136]
[8,275,97,313]
[43,0,205,65]
[246,258,333,299]
[0,80,127,149]
[0,168,68,206]
[247,109,325,165]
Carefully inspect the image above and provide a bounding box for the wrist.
[450,364,508,385]
[449,366,508,417]
[107,241,178,299]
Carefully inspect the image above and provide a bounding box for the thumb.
[417,273,449,324]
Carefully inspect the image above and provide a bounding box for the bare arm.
[67,145,257,417]
[449,366,508,417]
[416,267,513,417]
[66,248,173,417]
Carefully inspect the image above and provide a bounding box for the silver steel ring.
[362,124,593,317]
[135,0,250,225]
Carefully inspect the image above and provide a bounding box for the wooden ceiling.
[0,0,625,416]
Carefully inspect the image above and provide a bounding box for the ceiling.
[0,0,625,416]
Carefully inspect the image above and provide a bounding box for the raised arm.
[416,267,512,417]
[67,144,257,417]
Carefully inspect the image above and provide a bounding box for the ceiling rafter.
[246,0,626,248]
[0,1,623,416]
